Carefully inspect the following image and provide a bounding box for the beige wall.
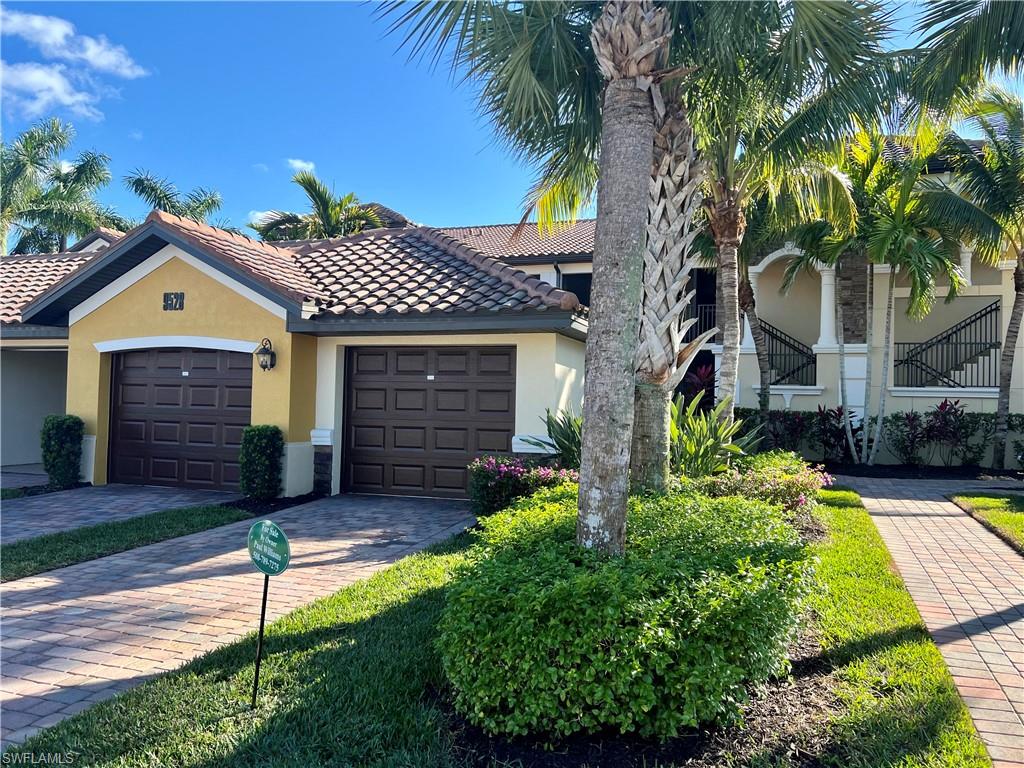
[67,251,316,485]
[754,259,820,346]
[1,349,68,465]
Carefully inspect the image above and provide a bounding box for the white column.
[741,272,757,349]
[959,246,972,285]
[817,266,837,347]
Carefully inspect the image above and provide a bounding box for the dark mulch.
[445,623,838,768]
[824,461,1022,481]
[220,491,321,516]
[6,481,89,498]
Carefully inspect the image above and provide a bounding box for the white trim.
[69,244,288,324]
[94,336,260,354]
[889,386,998,399]
[752,384,825,409]
[80,434,96,483]
[749,242,811,276]
[310,428,333,446]
[813,343,868,354]
[998,260,1017,271]
[513,434,555,454]
[282,441,313,497]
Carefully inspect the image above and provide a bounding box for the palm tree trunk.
[709,198,744,423]
[868,268,896,465]
[58,232,68,252]
[629,381,671,490]
[860,261,875,463]
[835,263,857,461]
[578,0,667,554]
[992,259,1024,470]
[740,280,771,423]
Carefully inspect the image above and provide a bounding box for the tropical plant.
[917,89,1024,469]
[670,393,759,477]
[0,118,73,254]
[250,172,383,241]
[524,408,583,470]
[124,169,223,223]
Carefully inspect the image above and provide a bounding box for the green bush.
[467,455,578,515]
[671,393,760,477]
[239,425,283,500]
[524,408,582,469]
[438,485,811,739]
[687,450,834,513]
[40,414,84,489]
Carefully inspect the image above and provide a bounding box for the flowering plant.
[467,455,579,515]
[685,451,833,513]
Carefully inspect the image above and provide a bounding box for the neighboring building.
[1,204,1021,492]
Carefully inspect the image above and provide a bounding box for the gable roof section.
[68,227,124,253]
[1,252,96,326]
[439,219,595,262]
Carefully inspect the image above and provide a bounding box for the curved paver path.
[838,476,1024,768]
[0,494,472,746]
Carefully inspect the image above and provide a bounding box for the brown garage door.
[109,349,252,490]
[344,346,516,497]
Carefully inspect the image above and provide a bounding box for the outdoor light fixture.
[255,338,276,371]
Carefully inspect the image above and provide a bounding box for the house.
[1,202,1021,495]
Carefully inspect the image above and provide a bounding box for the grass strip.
[1,505,251,582]
[950,492,1024,554]
[1,488,27,500]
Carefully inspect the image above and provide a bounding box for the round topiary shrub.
[437,485,811,739]
[40,414,84,489]
[239,425,284,500]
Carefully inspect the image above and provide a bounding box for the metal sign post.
[247,520,291,709]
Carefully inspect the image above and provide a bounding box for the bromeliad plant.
[671,393,760,477]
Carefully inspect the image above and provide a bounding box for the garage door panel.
[344,346,515,497]
[110,349,252,491]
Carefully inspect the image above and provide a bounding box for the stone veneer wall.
[837,251,868,343]
[313,445,333,496]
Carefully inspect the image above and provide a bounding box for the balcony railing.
[683,303,717,342]
[893,300,1001,388]
[761,320,817,386]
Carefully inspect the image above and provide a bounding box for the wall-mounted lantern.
[255,338,276,371]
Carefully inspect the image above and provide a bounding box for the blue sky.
[1,2,1020,234]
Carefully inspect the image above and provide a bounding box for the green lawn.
[0,505,252,582]
[12,490,989,767]
[950,492,1024,553]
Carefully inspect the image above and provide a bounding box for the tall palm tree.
[15,151,112,252]
[919,90,1024,468]
[124,169,223,223]
[1,118,73,254]
[250,172,383,241]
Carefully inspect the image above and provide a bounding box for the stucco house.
[1,199,1022,497]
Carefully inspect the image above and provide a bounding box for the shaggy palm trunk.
[630,89,707,492]
[860,262,875,463]
[707,195,745,424]
[868,268,896,465]
[992,259,1024,469]
[835,262,857,461]
[578,0,668,554]
[740,279,771,423]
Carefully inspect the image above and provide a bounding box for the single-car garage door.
[344,346,516,497]
[109,349,252,490]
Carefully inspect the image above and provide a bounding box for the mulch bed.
[5,481,89,498]
[444,622,839,768]
[219,491,321,516]
[823,462,1022,481]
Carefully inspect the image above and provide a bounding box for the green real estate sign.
[247,520,291,576]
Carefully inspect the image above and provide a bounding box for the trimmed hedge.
[467,455,578,515]
[239,425,284,500]
[683,450,834,513]
[41,414,84,489]
[438,484,811,739]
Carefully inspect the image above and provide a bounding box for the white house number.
[162,292,185,311]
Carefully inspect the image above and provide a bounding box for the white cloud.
[1,7,146,78]
[128,129,143,141]
[252,162,269,172]
[57,159,74,172]
[286,158,315,173]
[248,210,276,226]
[0,60,101,120]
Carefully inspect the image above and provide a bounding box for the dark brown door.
[109,349,253,490]
[344,346,516,497]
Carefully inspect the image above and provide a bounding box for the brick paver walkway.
[1,464,48,490]
[0,494,472,746]
[839,476,1024,767]
[1,485,239,543]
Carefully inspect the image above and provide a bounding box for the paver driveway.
[838,477,1024,768]
[0,484,239,544]
[0,494,472,745]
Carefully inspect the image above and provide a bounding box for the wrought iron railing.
[761,320,817,386]
[683,303,717,342]
[893,300,1001,387]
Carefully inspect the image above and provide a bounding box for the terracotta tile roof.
[365,203,414,229]
[1,251,95,324]
[145,210,324,303]
[286,227,579,316]
[439,219,595,260]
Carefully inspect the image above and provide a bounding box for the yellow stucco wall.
[67,253,315,484]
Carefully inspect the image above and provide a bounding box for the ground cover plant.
[0,505,251,581]
[949,492,1024,553]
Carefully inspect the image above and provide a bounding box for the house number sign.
[162,292,185,311]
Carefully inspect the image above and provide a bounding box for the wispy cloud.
[252,162,269,172]
[128,129,143,141]
[0,60,101,120]
[286,158,315,173]
[248,210,274,224]
[1,7,147,78]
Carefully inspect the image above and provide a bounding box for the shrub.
[40,414,84,489]
[467,455,578,515]
[812,405,861,462]
[690,450,834,513]
[239,425,284,500]
[524,408,582,469]
[881,411,930,465]
[671,393,760,477]
[439,486,811,739]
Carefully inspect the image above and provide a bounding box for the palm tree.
[15,151,112,252]
[918,90,1024,468]
[250,172,383,241]
[124,169,223,223]
[1,118,73,254]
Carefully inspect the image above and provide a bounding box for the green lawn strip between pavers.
[0,505,252,582]
[949,492,1024,555]
[11,490,990,767]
